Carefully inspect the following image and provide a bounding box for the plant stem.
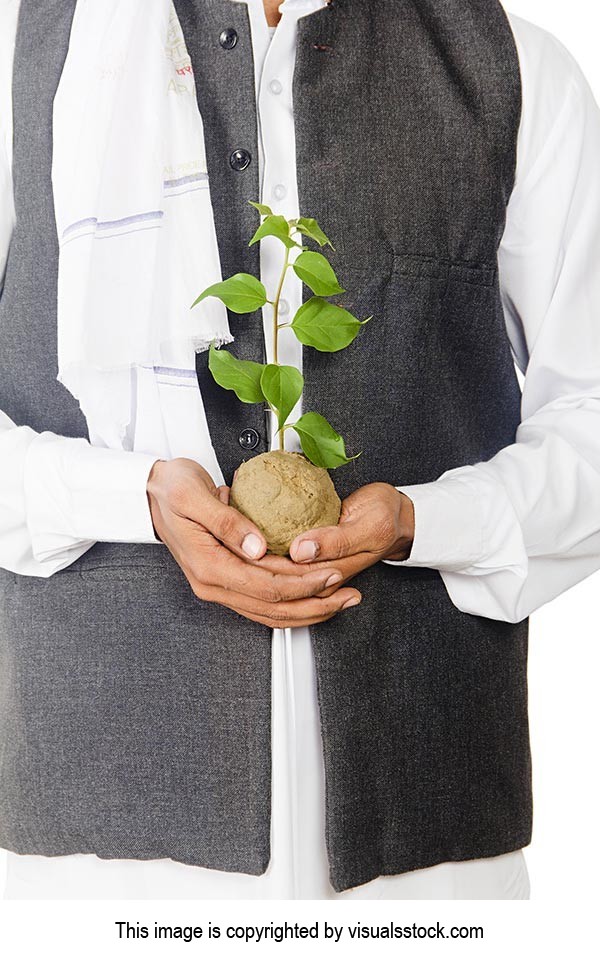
[277,422,293,449]
[272,245,290,367]
[272,240,292,449]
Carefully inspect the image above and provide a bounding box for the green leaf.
[293,412,358,469]
[249,214,299,250]
[248,200,273,217]
[294,217,334,249]
[293,251,345,297]
[191,273,267,314]
[291,297,369,352]
[260,364,304,430]
[208,343,266,404]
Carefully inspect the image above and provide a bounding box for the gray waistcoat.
[0,0,531,893]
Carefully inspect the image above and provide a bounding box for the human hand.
[250,483,414,591]
[146,458,361,628]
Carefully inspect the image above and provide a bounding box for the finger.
[186,537,347,603]
[255,551,373,596]
[252,549,372,575]
[201,584,362,628]
[289,521,370,564]
[227,607,356,629]
[251,553,338,577]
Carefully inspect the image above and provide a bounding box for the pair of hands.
[146,458,415,629]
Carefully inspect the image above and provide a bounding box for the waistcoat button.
[239,428,260,451]
[230,148,252,171]
[219,28,238,49]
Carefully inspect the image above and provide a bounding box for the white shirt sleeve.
[0,419,160,577]
[386,15,600,624]
[0,0,159,578]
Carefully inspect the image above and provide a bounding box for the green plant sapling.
[191,202,371,554]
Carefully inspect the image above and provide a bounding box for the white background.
[499,0,600,905]
[1,0,600,958]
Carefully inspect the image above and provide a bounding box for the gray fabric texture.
[0,0,532,893]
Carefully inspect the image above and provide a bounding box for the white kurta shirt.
[2,0,600,898]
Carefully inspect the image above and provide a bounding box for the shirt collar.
[229,0,328,11]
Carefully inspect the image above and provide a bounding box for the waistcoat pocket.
[392,253,497,293]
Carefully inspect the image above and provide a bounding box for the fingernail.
[242,533,263,559]
[295,540,317,562]
[325,573,342,588]
[342,597,361,610]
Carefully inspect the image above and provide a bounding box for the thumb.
[196,491,267,560]
[289,519,364,564]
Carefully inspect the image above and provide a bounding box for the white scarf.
[51,0,232,451]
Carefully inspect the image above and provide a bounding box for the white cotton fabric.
[51,0,232,449]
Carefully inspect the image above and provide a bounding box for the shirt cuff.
[24,433,160,562]
[384,475,485,571]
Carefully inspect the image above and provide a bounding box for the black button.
[219,28,238,50]
[239,428,260,451]
[230,148,252,171]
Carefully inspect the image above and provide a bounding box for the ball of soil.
[230,450,341,556]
